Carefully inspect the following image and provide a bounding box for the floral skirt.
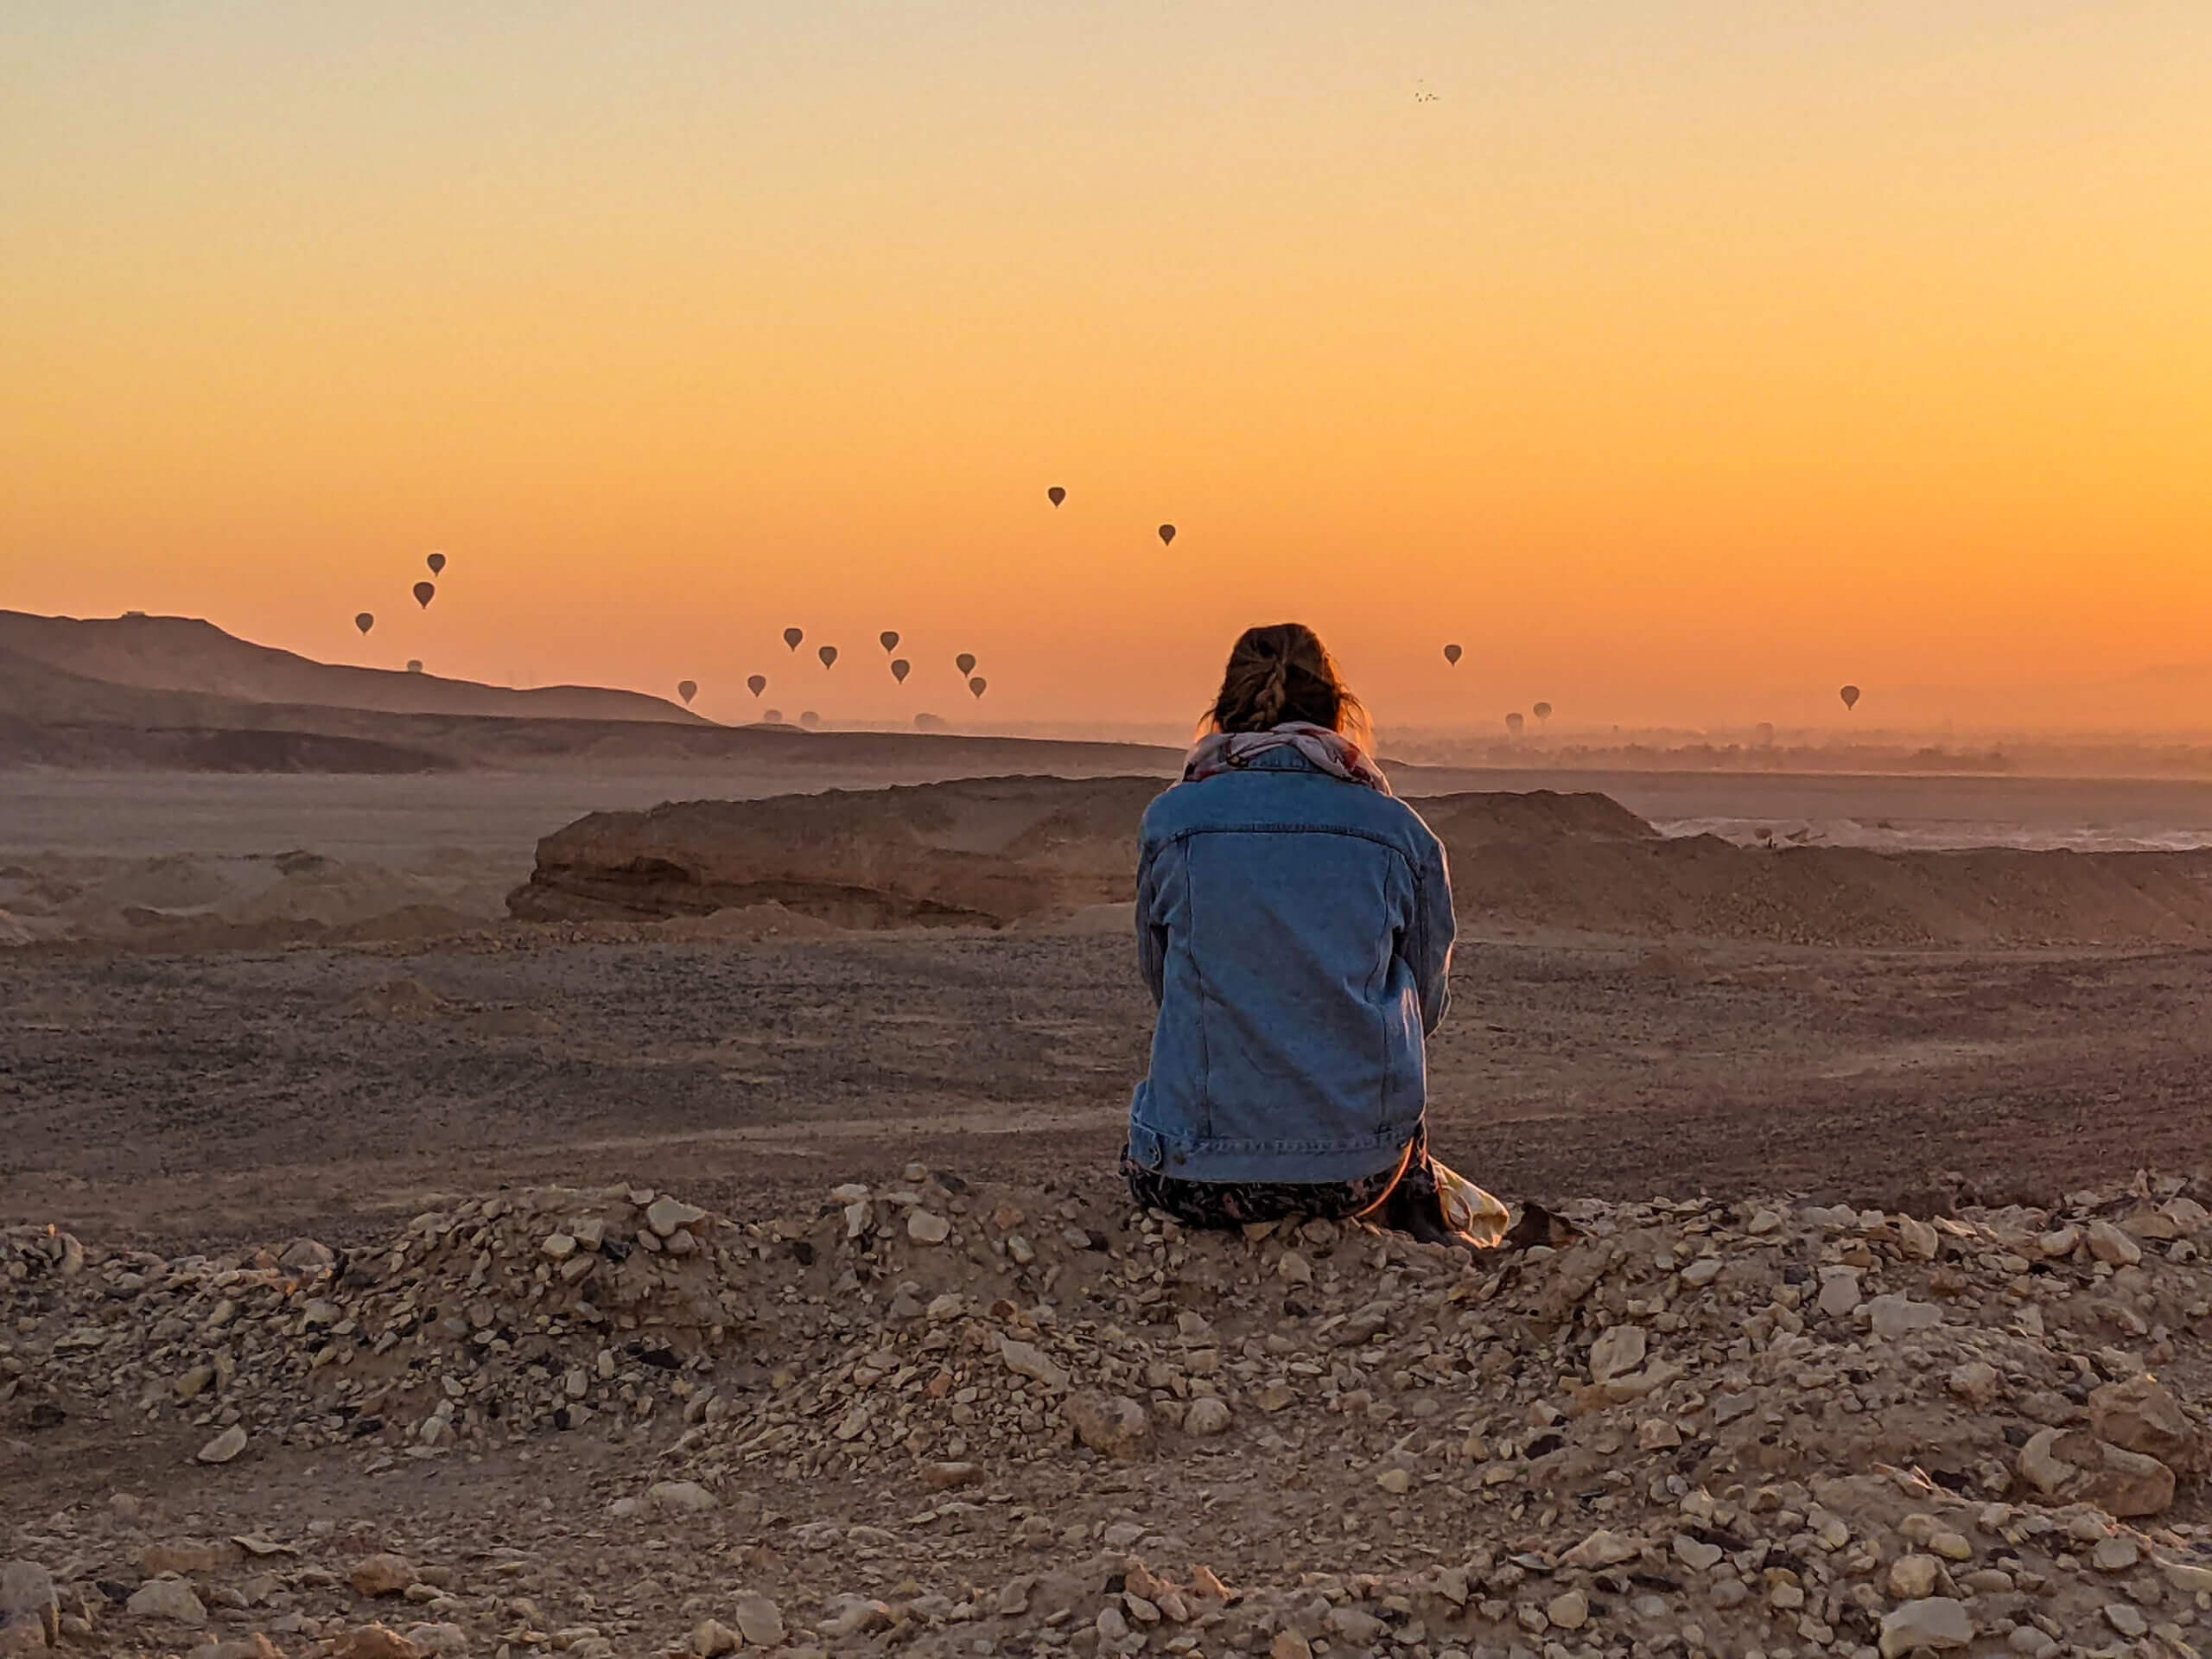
[1120,1125,1510,1249]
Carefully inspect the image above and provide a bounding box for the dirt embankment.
[510,775,2212,945]
[510,775,1170,927]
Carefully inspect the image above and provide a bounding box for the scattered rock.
[2089,1373,2204,1475]
[1066,1392,1153,1459]
[1587,1325,1647,1382]
[647,1480,719,1514]
[195,1426,247,1465]
[729,1592,783,1648]
[329,1625,425,1659]
[1878,1597,1974,1657]
[645,1197,707,1237]
[125,1578,208,1626]
[1185,1396,1233,1436]
[348,1554,417,1598]
[1889,1554,1941,1599]
[2086,1220,2142,1267]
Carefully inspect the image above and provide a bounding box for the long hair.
[1200,623,1371,749]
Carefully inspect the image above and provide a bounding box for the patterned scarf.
[1181,721,1393,795]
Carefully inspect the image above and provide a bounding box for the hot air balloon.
[413,581,435,609]
[354,613,375,636]
[1443,644,1463,666]
[783,627,804,651]
[747,674,766,697]
[817,645,838,669]
[891,658,911,683]
[406,659,423,674]
[1047,486,1065,507]
[968,676,988,699]
[1158,524,1176,546]
[800,710,821,728]
[1532,702,1553,723]
[426,552,446,576]
[677,680,697,705]
[956,652,977,676]
[880,631,899,653]
[1505,712,1525,736]
[1840,684,1861,711]
[763,708,784,723]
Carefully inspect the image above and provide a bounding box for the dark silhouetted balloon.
[1505,712,1525,736]
[1533,701,1552,722]
[406,659,423,674]
[1047,486,1065,507]
[1157,524,1176,546]
[426,552,446,576]
[800,710,820,728]
[354,613,375,636]
[783,627,804,651]
[891,658,911,683]
[763,708,783,723]
[413,581,435,609]
[747,674,766,697]
[968,676,988,699]
[1443,644,1462,666]
[956,652,977,676]
[817,645,838,669]
[677,680,697,705]
[1840,684,1861,710]
[880,631,899,653]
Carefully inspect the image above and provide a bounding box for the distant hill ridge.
[0,611,702,725]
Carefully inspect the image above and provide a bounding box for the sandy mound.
[509,776,2212,946]
[5,1173,2209,1657]
[0,850,510,947]
[0,611,701,725]
[508,775,1169,927]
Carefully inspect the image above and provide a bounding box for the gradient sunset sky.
[4,3,2208,730]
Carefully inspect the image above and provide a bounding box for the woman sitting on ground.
[1125,622,1507,1248]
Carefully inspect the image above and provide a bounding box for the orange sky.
[4,3,2209,731]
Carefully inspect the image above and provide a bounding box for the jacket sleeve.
[1135,832,1169,1007]
[1409,831,1456,1035]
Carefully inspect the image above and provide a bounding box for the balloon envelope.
[426,552,446,575]
[406,659,423,674]
[891,658,911,683]
[968,676,988,699]
[956,652,977,676]
[412,581,435,609]
[817,645,838,668]
[747,674,766,697]
[1840,684,1861,710]
[1533,701,1552,721]
[1157,524,1176,546]
[880,631,899,653]
[1443,643,1462,665]
[677,680,697,704]
[1047,486,1065,506]
[1505,712,1525,734]
[354,613,374,635]
[800,710,820,728]
[783,627,804,651]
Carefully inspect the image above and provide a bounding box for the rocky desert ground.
[4,621,2211,1659]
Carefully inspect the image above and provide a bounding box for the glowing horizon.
[4,3,2209,731]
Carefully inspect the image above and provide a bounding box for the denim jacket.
[1128,747,1455,1184]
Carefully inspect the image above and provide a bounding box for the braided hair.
[1202,623,1370,747]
